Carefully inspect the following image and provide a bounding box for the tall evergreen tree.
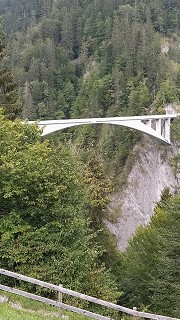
[22,80,36,120]
[0,20,19,119]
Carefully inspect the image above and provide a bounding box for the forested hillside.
[0,0,180,318]
[1,0,180,173]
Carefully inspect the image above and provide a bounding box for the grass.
[0,303,58,320]
[0,290,90,320]
[0,290,133,320]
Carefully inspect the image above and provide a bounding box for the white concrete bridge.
[29,114,179,144]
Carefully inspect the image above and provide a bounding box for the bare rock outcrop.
[106,136,179,251]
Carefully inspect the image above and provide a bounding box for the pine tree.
[22,80,36,120]
[0,19,19,119]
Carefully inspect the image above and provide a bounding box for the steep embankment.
[106,135,179,251]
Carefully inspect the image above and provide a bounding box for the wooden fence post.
[58,285,63,317]
[133,307,137,320]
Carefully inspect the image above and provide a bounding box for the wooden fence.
[0,268,178,320]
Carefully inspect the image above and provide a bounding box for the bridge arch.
[28,114,178,145]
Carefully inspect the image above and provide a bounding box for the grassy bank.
[0,303,58,320]
[0,290,88,320]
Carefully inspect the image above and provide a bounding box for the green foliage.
[0,20,19,119]
[0,113,119,308]
[156,79,178,107]
[119,192,180,318]
[1,0,178,123]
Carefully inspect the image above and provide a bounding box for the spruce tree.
[0,19,19,119]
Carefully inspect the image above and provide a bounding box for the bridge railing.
[0,268,178,320]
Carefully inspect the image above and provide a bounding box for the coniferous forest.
[0,0,180,318]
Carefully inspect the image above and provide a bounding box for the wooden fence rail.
[0,268,178,320]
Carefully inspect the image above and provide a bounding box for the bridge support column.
[145,119,152,128]
[155,119,161,135]
[164,118,171,143]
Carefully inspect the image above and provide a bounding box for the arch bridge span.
[29,114,179,144]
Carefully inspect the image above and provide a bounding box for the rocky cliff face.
[106,135,179,251]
